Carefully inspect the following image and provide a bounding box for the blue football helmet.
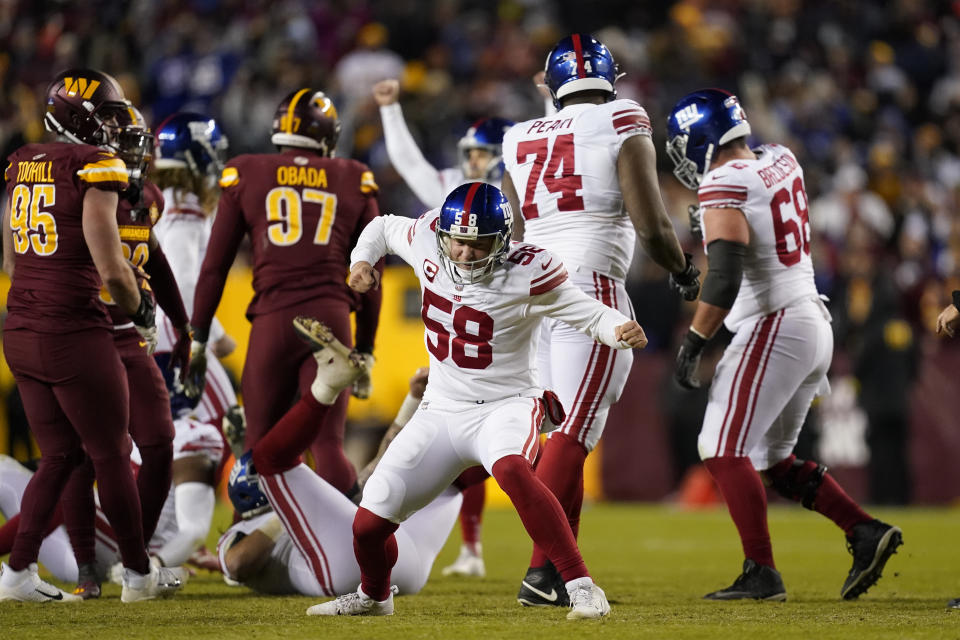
[153,112,228,177]
[457,117,515,181]
[665,89,752,190]
[543,33,623,110]
[436,182,513,285]
[228,451,271,520]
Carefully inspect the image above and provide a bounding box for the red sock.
[529,433,586,568]
[765,455,871,535]
[492,455,588,582]
[91,454,148,574]
[704,456,775,568]
[0,514,18,554]
[457,482,484,551]
[353,507,399,601]
[60,457,97,565]
[253,394,329,476]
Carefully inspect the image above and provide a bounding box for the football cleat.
[441,544,485,578]
[565,578,610,620]
[517,562,569,607]
[120,564,182,603]
[841,519,903,600]
[306,585,397,616]
[72,562,101,600]
[704,559,787,601]
[948,597,960,610]
[0,562,82,603]
[293,316,366,404]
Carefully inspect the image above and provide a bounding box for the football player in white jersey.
[500,33,701,606]
[667,88,902,601]
[305,182,646,620]
[372,83,513,577]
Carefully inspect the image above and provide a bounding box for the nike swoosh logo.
[139,341,147,347]
[35,587,63,600]
[541,259,553,270]
[521,581,558,602]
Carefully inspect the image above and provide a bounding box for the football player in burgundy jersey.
[0,69,179,603]
[189,89,382,499]
[500,33,701,607]
[57,104,194,599]
[667,88,901,601]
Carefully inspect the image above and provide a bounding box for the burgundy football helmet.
[270,88,340,156]
[45,68,129,149]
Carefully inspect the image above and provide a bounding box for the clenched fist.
[372,79,400,106]
[614,320,648,349]
[349,261,381,293]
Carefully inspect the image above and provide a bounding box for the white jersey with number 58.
[699,143,820,332]
[502,99,652,281]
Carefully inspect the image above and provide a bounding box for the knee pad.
[764,455,827,510]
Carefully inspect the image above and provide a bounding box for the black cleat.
[948,597,960,610]
[704,559,787,601]
[73,562,101,600]
[517,562,569,607]
[841,519,903,600]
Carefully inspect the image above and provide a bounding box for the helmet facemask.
[666,131,713,190]
[436,228,509,285]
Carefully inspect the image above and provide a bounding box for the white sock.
[155,482,215,567]
[565,576,594,593]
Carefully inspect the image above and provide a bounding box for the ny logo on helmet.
[63,77,100,100]
[674,104,702,131]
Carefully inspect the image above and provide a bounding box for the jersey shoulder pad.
[407,209,440,245]
[505,244,568,295]
[354,162,378,195]
[698,163,750,209]
[605,99,652,137]
[218,154,257,189]
[77,146,128,190]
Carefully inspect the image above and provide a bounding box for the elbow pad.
[700,239,747,309]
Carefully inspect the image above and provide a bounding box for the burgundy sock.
[9,453,79,570]
[253,394,329,476]
[457,482,485,551]
[353,507,399,601]
[492,455,588,582]
[0,514,17,554]
[60,458,97,565]
[704,456,775,568]
[136,442,173,542]
[529,433,587,568]
[92,455,148,574]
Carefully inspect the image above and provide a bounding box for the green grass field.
[2,503,957,639]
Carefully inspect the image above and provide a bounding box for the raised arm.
[374,80,446,208]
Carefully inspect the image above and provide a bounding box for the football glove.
[184,340,208,399]
[131,292,157,355]
[669,253,702,302]
[350,352,376,399]
[675,329,707,390]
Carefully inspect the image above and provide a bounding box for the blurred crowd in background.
[2,0,960,504]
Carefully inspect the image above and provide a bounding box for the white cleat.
[566,578,610,620]
[306,585,396,616]
[120,564,183,603]
[293,316,368,404]
[441,544,486,578]
[0,562,81,603]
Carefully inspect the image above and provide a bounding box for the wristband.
[394,393,421,427]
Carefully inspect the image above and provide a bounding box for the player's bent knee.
[762,454,826,509]
[491,454,534,492]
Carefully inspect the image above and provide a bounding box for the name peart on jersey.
[350,211,633,403]
[699,143,819,331]
[503,99,652,281]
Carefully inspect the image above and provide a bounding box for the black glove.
[675,329,707,390]
[669,253,702,302]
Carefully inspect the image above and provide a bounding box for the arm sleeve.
[350,214,419,269]
[527,278,633,348]
[352,195,383,354]
[144,243,189,329]
[191,186,246,336]
[379,103,446,208]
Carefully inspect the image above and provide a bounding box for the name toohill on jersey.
[502,99,652,281]
[212,149,379,317]
[4,142,129,332]
[699,143,819,331]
